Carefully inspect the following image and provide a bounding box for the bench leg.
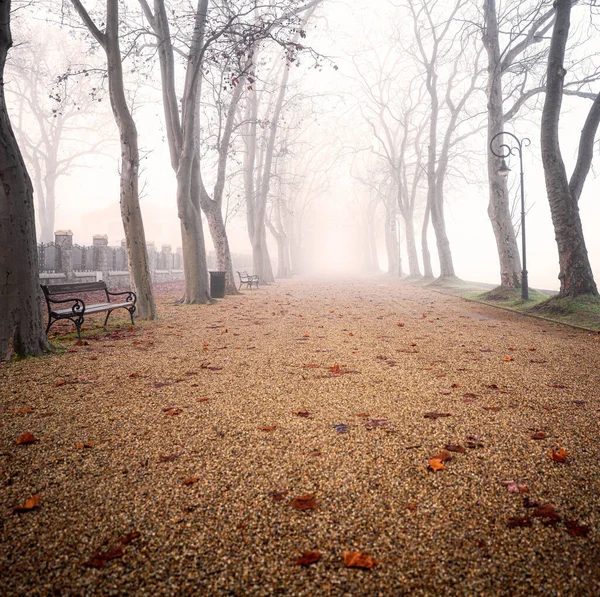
[104,310,112,328]
[75,318,83,340]
[127,306,136,325]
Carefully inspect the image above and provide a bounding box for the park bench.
[237,271,259,290]
[41,281,137,339]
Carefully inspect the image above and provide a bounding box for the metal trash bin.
[209,271,226,298]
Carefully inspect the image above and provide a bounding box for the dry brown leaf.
[531,431,547,440]
[83,546,124,569]
[75,442,94,449]
[565,519,590,537]
[16,432,37,445]
[163,408,183,416]
[183,477,198,486]
[343,551,378,569]
[13,407,33,414]
[507,516,532,529]
[294,410,310,417]
[258,425,278,431]
[431,449,453,462]
[296,551,321,566]
[13,494,41,513]
[289,494,318,511]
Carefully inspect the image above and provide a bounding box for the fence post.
[55,230,74,281]
[93,234,109,281]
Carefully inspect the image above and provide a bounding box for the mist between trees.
[1,0,599,359]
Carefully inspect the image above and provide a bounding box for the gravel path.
[1,277,599,596]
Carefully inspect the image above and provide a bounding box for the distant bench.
[41,281,137,339]
[236,271,259,290]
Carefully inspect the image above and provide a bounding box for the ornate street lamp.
[489,131,531,300]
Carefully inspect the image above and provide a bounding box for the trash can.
[209,271,226,299]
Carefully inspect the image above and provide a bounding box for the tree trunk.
[0,2,48,359]
[403,209,421,277]
[384,204,400,276]
[421,200,434,278]
[42,172,56,243]
[541,0,598,298]
[204,200,237,294]
[483,0,522,288]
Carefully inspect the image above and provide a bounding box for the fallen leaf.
[503,480,528,494]
[531,431,547,440]
[183,477,198,486]
[428,458,445,471]
[450,382,461,388]
[365,418,388,429]
[16,432,37,445]
[289,494,318,511]
[13,494,41,513]
[333,423,349,433]
[423,412,451,420]
[343,551,377,569]
[303,363,319,368]
[565,519,590,537]
[407,503,417,511]
[503,355,513,362]
[431,449,453,462]
[356,413,370,418]
[13,407,33,414]
[482,406,501,412]
[258,425,278,431]
[550,448,568,463]
[163,407,183,416]
[397,322,404,327]
[445,444,466,454]
[55,379,66,387]
[532,503,560,521]
[83,546,124,569]
[547,383,566,389]
[529,346,536,351]
[294,410,310,417]
[296,551,321,566]
[75,442,94,449]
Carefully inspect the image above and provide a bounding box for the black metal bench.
[41,281,137,339]
[236,271,259,290]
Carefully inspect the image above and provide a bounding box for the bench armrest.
[106,290,137,305]
[46,296,86,315]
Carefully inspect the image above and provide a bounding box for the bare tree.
[540,0,599,298]
[6,25,114,242]
[0,1,48,359]
[70,0,156,319]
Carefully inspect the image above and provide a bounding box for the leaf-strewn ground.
[2,277,599,596]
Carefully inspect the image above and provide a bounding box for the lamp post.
[489,131,531,301]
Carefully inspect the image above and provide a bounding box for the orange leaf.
[343,551,377,569]
[296,551,321,566]
[55,379,66,386]
[294,410,310,417]
[13,493,41,513]
[289,494,318,511]
[303,363,319,369]
[16,432,37,445]
[183,477,198,486]
[163,408,183,416]
[258,425,278,431]
[75,442,93,449]
[503,355,513,362]
[428,458,445,471]
[550,448,567,462]
[13,407,33,414]
[529,346,536,351]
[303,334,310,338]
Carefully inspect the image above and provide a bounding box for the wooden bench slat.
[45,282,107,294]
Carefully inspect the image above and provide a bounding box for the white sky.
[26,0,600,291]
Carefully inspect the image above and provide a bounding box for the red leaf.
[16,432,37,445]
[183,477,198,486]
[83,546,124,569]
[565,519,590,537]
[270,489,288,502]
[296,551,321,566]
[445,444,465,454]
[343,551,377,569]
[507,516,532,529]
[531,431,547,440]
[423,412,451,420]
[120,531,141,544]
[289,494,318,511]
